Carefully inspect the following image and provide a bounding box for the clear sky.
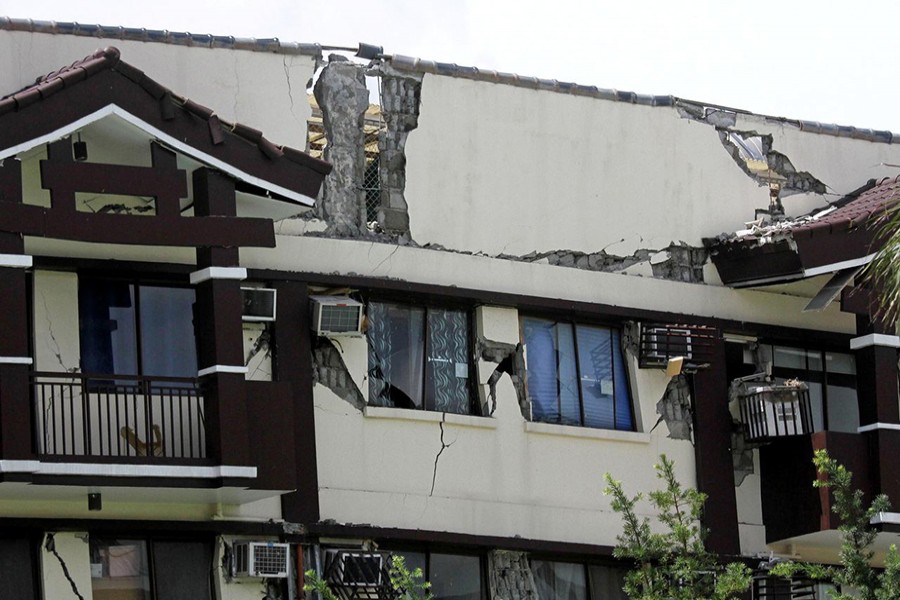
[6,0,900,132]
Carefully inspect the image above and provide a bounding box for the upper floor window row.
[364,301,636,432]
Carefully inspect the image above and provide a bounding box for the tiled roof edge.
[390,54,900,144]
[389,54,674,107]
[0,16,322,57]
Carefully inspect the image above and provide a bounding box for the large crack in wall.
[653,374,693,441]
[311,338,366,410]
[717,129,826,195]
[475,337,527,417]
[311,58,422,239]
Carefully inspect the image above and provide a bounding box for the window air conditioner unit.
[241,288,277,322]
[324,550,385,588]
[645,326,693,363]
[310,296,364,336]
[233,541,290,579]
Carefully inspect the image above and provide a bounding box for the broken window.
[367,301,476,415]
[746,344,858,433]
[531,560,628,600]
[521,318,634,431]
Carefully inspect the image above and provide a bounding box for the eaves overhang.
[0,46,331,207]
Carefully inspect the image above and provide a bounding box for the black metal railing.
[32,371,206,460]
[739,384,813,442]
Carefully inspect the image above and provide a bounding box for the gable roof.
[0,46,330,204]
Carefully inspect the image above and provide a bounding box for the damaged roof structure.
[0,16,898,600]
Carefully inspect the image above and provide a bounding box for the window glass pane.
[575,325,614,429]
[611,330,634,431]
[90,539,150,600]
[523,318,562,423]
[139,286,197,379]
[391,551,427,582]
[426,309,471,414]
[368,302,425,409]
[531,560,587,600]
[587,564,628,600]
[556,323,580,425]
[152,541,212,600]
[826,352,856,375]
[807,349,823,372]
[79,280,137,375]
[827,385,860,433]
[773,346,807,370]
[429,554,482,600]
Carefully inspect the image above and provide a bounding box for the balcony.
[32,371,206,461]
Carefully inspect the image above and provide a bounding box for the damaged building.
[0,15,898,600]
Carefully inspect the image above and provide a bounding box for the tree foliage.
[865,200,900,327]
[304,555,432,600]
[604,454,752,600]
[770,449,900,600]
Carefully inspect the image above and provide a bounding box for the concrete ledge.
[0,460,257,479]
[850,333,900,350]
[364,406,497,429]
[525,421,651,444]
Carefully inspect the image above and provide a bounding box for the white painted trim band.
[0,460,256,479]
[850,333,900,350]
[0,105,317,206]
[198,365,249,377]
[0,254,33,268]
[871,512,900,525]
[189,266,248,284]
[0,356,33,365]
[857,422,900,433]
[803,253,877,278]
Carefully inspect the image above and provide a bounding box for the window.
[750,344,858,433]
[90,537,212,600]
[367,301,476,414]
[531,560,628,600]
[521,318,634,430]
[79,278,198,379]
[0,537,40,600]
[391,551,484,600]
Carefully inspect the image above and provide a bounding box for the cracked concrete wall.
[716,129,826,196]
[315,57,371,236]
[374,65,422,235]
[244,323,272,382]
[41,531,92,600]
[653,375,693,441]
[488,551,539,600]
[312,337,367,411]
[33,270,81,373]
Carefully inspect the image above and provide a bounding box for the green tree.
[604,454,752,600]
[304,554,432,600]
[865,201,900,326]
[771,449,900,600]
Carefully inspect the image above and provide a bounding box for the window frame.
[366,297,479,416]
[381,548,487,600]
[528,557,630,600]
[520,316,636,431]
[759,343,858,433]
[88,534,214,600]
[78,274,199,379]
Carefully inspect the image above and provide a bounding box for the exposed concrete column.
[487,550,538,600]
[376,65,422,235]
[314,57,370,236]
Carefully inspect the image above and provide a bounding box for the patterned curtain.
[425,308,470,414]
[367,302,392,407]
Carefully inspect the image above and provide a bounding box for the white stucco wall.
[314,305,691,546]
[0,30,315,150]
[41,531,93,600]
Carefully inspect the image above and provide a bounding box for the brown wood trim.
[0,202,276,248]
[0,517,283,537]
[40,158,187,206]
[303,522,617,559]
[691,337,741,555]
[274,281,320,524]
